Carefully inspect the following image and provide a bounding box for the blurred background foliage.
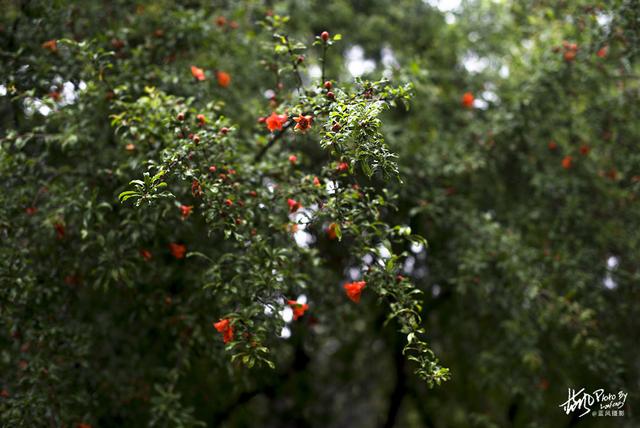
[1,0,639,427]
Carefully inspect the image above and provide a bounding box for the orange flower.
[289,154,298,165]
[293,114,313,132]
[213,318,234,343]
[265,112,288,132]
[287,198,302,213]
[562,156,573,169]
[180,204,193,219]
[313,176,321,187]
[336,162,349,173]
[461,92,474,108]
[196,114,206,125]
[169,243,187,259]
[216,71,231,87]
[140,249,152,262]
[596,46,608,58]
[42,39,57,52]
[191,65,206,81]
[288,300,309,320]
[344,281,366,303]
[327,223,339,240]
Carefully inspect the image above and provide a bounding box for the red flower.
[140,249,153,261]
[180,204,193,219]
[289,154,298,165]
[76,424,92,428]
[191,179,203,197]
[169,243,187,259]
[344,281,366,303]
[596,46,608,58]
[562,42,578,62]
[191,65,206,81]
[336,162,349,173]
[562,156,573,169]
[321,31,330,42]
[287,198,302,213]
[265,112,288,132]
[461,92,474,108]
[0,389,9,398]
[216,71,231,88]
[224,198,233,207]
[548,141,558,150]
[327,223,339,240]
[196,114,206,125]
[54,222,65,239]
[215,16,227,27]
[42,39,57,52]
[293,114,313,133]
[313,176,321,187]
[25,207,37,215]
[288,300,309,320]
[579,145,590,156]
[213,318,234,343]
[49,91,61,101]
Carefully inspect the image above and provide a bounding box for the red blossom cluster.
[213,318,234,343]
[344,281,366,303]
[169,243,187,259]
[288,300,309,320]
[461,92,474,109]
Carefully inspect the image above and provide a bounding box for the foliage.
[1,0,638,427]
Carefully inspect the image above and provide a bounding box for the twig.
[321,43,327,84]
[284,36,304,95]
